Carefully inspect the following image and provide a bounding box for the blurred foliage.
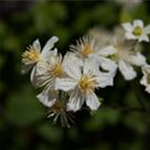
[0,1,150,150]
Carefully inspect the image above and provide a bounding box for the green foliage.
[4,85,44,127]
[0,1,150,150]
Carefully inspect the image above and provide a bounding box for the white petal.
[67,90,84,112]
[143,24,150,34]
[86,91,100,111]
[142,64,150,75]
[83,57,100,75]
[30,66,36,84]
[139,34,149,42]
[125,32,137,40]
[97,72,114,87]
[63,58,82,79]
[55,78,77,91]
[122,22,133,32]
[133,19,144,28]
[41,36,59,58]
[33,39,41,53]
[118,60,136,80]
[140,76,147,86]
[97,46,117,56]
[128,53,146,66]
[99,57,117,74]
[36,90,57,107]
[145,86,150,94]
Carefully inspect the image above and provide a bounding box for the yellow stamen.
[52,63,63,77]
[132,26,143,36]
[22,47,40,65]
[78,75,96,92]
[82,44,94,57]
[51,101,65,113]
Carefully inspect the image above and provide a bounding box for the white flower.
[70,36,117,75]
[21,36,59,82]
[35,51,78,106]
[55,60,113,112]
[47,100,74,128]
[110,28,146,80]
[37,90,74,128]
[140,64,150,94]
[122,19,150,42]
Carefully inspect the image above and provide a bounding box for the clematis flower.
[109,28,146,80]
[35,51,79,106]
[122,19,150,42]
[55,59,113,112]
[21,36,59,82]
[70,36,117,75]
[140,64,150,94]
[47,100,75,128]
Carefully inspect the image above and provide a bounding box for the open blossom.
[35,51,80,106]
[70,36,117,74]
[122,19,150,42]
[140,64,150,94]
[47,100,74,128]
[109,28,146,80]
[55,59,113,112]
[21,36,59,82]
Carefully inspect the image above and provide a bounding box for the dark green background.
[0,1,150,150]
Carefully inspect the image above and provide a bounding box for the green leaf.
[4,85,45,127]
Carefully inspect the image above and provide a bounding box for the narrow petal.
[145,86,150,94]
[125,32,137,40]
[122,23,133,32]
[140,76,147,86]
[55,78,77,91]
[36,90,57,107]
[143,24,150,34]
[86,91,100,111]
[67,90,84,112]
[33,39,41,53]
[118,60,136,80]
[139,35,149,42]
[97,72,114,87]
[99,57,117,74]
[142,64,150,75]
[30,66,36,84]
[128,53,146,66]
[97,46,117,56]
[41,36,59,58]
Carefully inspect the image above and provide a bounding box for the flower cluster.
[21,19,150,127]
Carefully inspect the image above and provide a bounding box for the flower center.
[82,44,94,57]
[22,48,40,65]
[52,63,63,77]
[132,26,143,36]
[78,75,96,92]
[51,101,66,113]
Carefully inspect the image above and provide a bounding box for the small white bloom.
[21,36,59,82]
[55,60,113,112]
[37,90,74,128]
[110,28,146,80]
[47,100,74,128]
[122,19,150,42]
[34,50,75,90]
[70,36,117,75]
[140,64,150,94]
